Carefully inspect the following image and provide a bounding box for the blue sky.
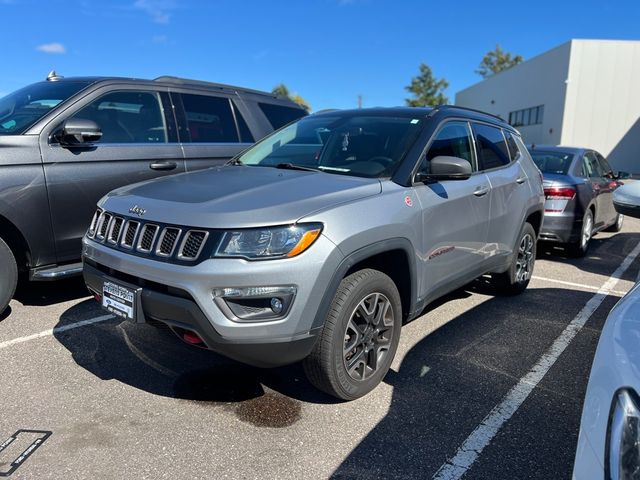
[2,0,639,110]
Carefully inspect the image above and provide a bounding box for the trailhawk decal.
[428,246,455,260]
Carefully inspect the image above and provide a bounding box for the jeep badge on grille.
[129,205,146,217]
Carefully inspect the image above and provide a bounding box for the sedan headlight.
[215,223,322,260]
[609,389,640,480]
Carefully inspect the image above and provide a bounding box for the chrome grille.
[156,228,181,257]
[121,221,140,249]
[86,209,210,262]
[137,224,159,253]
[178,231,209,260]
[107,217,124,244]
[96,213,112,240]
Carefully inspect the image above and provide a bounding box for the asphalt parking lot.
[2,219,640,479]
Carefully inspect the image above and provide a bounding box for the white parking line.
[532,275,628,296]
[433,241,640,480]
[0,314,114,350]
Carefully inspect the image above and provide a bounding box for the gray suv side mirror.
[415,156,473,183]
[56,118,102,146]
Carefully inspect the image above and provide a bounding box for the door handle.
[516,176,527,184]
[149,161,177,171]
[474,185,490,197]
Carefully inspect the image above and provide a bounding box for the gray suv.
[0,73,306,314]
[82,106,545,399]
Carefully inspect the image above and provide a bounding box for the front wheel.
[303,269,402,400]
[491,222,537,296]
[0,237,18,315]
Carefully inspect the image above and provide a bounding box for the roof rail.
[153,75,282,99]
[433,105,505,122]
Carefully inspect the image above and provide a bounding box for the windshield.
[236,114,424,178]
[530,150,575,175]
[0,81,91,135]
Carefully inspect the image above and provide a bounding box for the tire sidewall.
[508,222,537,290]
[329,272,402,400]
[0,237,18,314]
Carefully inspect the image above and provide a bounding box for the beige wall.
[455,42,571,146]
[562,39,640,173]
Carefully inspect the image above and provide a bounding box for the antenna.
[46,70,63,81]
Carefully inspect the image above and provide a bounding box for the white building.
[455,39,640,173]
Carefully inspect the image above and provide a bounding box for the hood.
[101,166,382,228]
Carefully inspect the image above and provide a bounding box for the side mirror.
[613,182,640,218]
[616,171,631,180]
[56,118,102,146]
[415,156,473,183]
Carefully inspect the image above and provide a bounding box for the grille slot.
[121,221,140,249]
[156,228,181,257]
[87,209,102,238]
[107,217,124,244]
[137,224,159,253]
[178,230,209,260]
[96,213,112,240]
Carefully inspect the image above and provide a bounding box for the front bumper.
[82,234,343,367]
[538,212,581,244]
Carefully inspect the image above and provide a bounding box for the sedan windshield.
[0,81,91,135]
[236,114,424,178]
[530,151,575,175]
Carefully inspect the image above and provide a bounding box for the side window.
[258,103,307,130]
[595,152,613,178]
[473,123,510,170]
[418,121,475,173]
[504,130,521,162]
[71,90,167,143]
[232,103,254,143]
[582,152,602,178]
[180,94,239,143]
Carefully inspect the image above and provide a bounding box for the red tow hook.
[183,331,205,345]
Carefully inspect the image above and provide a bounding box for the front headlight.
[608,389,640,480]
[215,223,322,260]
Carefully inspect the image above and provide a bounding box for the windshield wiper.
[275,163,320,172]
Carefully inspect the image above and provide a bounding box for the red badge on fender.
[404,196,413,207]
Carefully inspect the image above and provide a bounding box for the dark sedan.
[528,145,628,256]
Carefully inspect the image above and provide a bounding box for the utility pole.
[357,95,363,109]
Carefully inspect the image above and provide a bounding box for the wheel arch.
[311,238,417,329]
[0,214,31,271]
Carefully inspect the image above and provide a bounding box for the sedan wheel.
[570,210,593,257]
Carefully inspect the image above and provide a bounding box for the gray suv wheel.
[492,222,537,295]
[303,269,401,400]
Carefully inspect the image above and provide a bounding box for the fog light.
[212,286,296,322]
[270,297,284,314]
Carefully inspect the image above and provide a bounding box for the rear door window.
[179,94,239,143]
[258,103,306,130]
[595,152,614,178]
[70,90,168,143]
[503,131,521,162]
[472,123,510,170]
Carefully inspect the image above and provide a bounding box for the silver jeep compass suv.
[82,106,544,400]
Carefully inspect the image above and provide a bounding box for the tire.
[568,209,594,257]
[604,213,623,232]
[303,269,402,400]
[0,236,18,315]
[491,222,537,296]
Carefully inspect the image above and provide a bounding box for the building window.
[508,105,544,127]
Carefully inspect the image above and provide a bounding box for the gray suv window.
[473,123,510,170]
[180,94,238,143]
[504,131,521,162]
[259,103,306,130]
[71,91,167,143]
[419,121,475,173]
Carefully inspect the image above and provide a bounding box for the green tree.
[404,63,449,107]
[476,44,523,78]
[272,83,311,112]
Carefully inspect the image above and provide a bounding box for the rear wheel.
[604,213,623,232]
[491,222,536,295]
[0,237,18,315]
[568,209,593,257]
[303,269,402,400]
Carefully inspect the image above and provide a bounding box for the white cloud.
[133,0,175,24]
[36,43,66,54]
